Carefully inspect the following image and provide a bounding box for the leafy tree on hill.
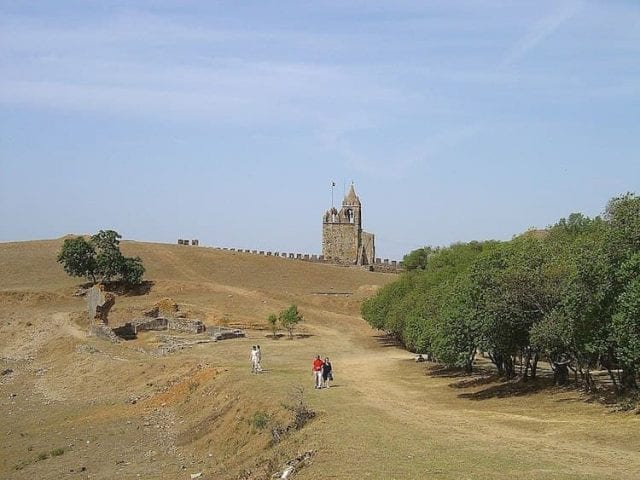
[120,256,145,285]
[57,230,145,285]
[402,247,432,270]
[279,304,304,338]
[56,236,98,283]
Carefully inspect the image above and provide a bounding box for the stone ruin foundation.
[113,317,206,340]
[86,284,120,342]
[85,292,209,342]
[112,298,206,340]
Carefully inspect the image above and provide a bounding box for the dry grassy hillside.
[1,238,640,480]
[0,238,394,479]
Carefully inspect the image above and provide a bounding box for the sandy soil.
[1,239,639,479]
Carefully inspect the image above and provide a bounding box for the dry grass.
[1,238,639,479]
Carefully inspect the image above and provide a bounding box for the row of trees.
[362,193,640,391]
[57,230,145,285]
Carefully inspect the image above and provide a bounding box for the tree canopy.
[362,193,640,391]
[57,230,145,285]
[278,304,304,338]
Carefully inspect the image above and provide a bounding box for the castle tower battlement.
[322,184,375,265]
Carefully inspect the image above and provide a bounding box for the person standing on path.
[256,345,263,373]
[250,345,259,374]
[312,355,324,389]
[322,357,333,388]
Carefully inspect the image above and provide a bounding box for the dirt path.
[292,314,640,480]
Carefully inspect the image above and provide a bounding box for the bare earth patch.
[1,239,639,479]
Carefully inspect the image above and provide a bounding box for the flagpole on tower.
[331,181,336,208]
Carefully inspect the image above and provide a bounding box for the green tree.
[279,304,304,338]
[92,230,124,282]
[57,230,145,286]
[361,192,640,392]
[120,256,145,285]
[606,193,640,389]
[56,236,98,282]
[402,247,431,270]
[267,313,278,338]
[433,275,481,373]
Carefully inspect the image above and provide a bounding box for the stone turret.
[322,184,375,265]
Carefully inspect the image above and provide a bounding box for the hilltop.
[1,239,639,479]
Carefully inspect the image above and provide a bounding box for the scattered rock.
[89,324,120,343]
[1,368,13,376]
[272,451,315,479]
[209,327,246,341]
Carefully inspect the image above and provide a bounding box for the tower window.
[347,209,354,223]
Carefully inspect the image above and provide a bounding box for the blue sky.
[1,1,638,259]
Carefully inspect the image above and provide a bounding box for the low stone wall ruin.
[111,317,206,340]
[132,317,169,332]
[208,327,246,341]
[89,324,121,343]
[168,318,206,334]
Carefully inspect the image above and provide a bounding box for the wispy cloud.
[502,0,584,66]
[0,13,415,128]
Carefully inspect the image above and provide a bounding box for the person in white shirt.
[250,345,259,374]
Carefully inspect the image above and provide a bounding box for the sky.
[1,0,639,260]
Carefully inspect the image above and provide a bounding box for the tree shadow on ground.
[556,388,634,408]
[294,333,314,339]
[106,280,154,296]
[267,333,315,340]
[449,374,502,389]
[457,377,556,400]
[425,362,630,406]
[79,280,154,296]
[424,364,562,400]
[373,334,403,348]
[426,364,495,379]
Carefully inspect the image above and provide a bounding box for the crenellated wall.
[203,244,402,271]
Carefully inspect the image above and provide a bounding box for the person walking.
[256,345,263,373]
[250,345,259,374]
[312,355,324,389]
[322,357,333,388]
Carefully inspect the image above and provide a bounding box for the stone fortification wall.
[360,231,375,265]
[322,222,359,265]
[207,245,402,272]
[177,239,199,246]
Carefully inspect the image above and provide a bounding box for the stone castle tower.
[322,184,375,265]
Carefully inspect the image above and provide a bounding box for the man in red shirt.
[312,355,324,389]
